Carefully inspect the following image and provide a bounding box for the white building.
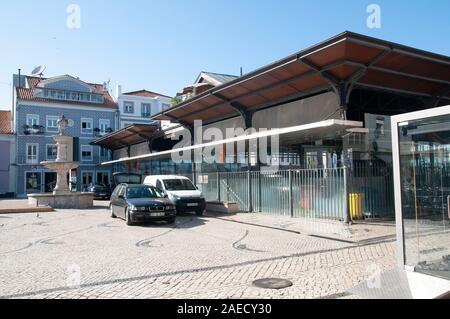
[115,85,173,129]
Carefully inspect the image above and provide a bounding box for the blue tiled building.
[13,74,119,197]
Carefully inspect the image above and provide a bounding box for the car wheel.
[125,208,132,226]
[196,210,204,216]
[167,217,176,224]
[110,205,116,218]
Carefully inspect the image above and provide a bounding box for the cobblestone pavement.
[0,205,397,299]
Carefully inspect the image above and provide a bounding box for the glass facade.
[398,114,450,280]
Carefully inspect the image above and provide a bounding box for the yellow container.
[349,193,364,220]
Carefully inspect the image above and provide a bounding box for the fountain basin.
[28,192,94,209]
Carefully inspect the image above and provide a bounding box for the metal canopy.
[101,119,362,165]
[152,31,450,126]
[91,124,159,150]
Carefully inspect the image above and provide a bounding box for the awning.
[91,124,159,150]
[152,31,450,126]
[101,119,362,165]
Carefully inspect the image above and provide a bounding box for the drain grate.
[252,278,293,290]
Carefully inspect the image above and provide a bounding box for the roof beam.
[346,37,450,67]
[298,58,341,87]
[345,60,450,86]
[212,93,254,128]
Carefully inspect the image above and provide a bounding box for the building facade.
[175,71,238,102]
[115,85,172,129]
[0,110,16,197]
[13,74,118,197]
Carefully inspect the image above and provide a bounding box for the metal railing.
[196,168,348,220]
[349,161,395,218]
[196,163,395,221]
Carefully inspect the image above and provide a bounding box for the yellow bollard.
[349,193,364,220]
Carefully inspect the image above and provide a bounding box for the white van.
[143,175,206,215]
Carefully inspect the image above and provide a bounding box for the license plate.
[187,203,198,207]
[150,212,165,217]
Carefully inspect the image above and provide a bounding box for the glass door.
[398,114,450,280]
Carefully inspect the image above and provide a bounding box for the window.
[46,116,59,132]
[46,144,57,160]
[81,145,93,161]
[26,143,39,164]
[99,119,110,135]
[156,179,164,192]
[96,171,110,185]
[141,103,152,117]
[117,185,126,197]
[99,147,110,160]
[25,172,42,194]
[26,114,39,127]
[124,101,134,114]
[81,118,93,134]
[375,118,385,138]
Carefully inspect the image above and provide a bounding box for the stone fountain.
[28,115,94,209]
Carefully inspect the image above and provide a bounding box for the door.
[25,172,42,194]
[44,172,57,193]
[81,172,93,192]
[26,144,38,164]
[114,186,127,218]
[398,113,450,280]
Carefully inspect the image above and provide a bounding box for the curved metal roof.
[90,124,159,150]
[152,31,450,126]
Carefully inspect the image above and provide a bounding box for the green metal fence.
[196,164,394,221]
[197,168,348,220]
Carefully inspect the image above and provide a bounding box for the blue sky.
[0,0,449,109]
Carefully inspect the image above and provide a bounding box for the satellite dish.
[31,65,46,77]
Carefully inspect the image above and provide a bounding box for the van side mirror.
[164,194,169,198]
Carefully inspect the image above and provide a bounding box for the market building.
[93,31,450,223]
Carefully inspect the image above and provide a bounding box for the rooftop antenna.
[240,67,243,77]
[31,65,46,78]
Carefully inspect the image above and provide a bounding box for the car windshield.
[113,173,142,185]
[163,179,196,191]
[126,186,164,199]
[94,183,106,187]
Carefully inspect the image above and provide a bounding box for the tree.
[171,97,182,106]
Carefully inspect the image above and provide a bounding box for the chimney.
[115,84,122,100]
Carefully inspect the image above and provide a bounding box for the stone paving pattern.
[0,204,397,299]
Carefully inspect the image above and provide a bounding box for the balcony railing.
[94,128,114,137]
[23,125,44,135]
[17,155,40,165]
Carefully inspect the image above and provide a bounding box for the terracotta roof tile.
[123,90,172,99]
[0,110,12,134]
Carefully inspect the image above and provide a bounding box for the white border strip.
[102,119,362,165]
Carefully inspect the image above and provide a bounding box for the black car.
[86,183,112,199]
[109,183,176,225]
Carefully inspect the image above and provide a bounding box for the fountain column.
[51,135,77,195]
[28,114,93,209]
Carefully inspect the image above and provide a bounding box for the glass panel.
[398,114,450,280]
[26,172,41,194]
